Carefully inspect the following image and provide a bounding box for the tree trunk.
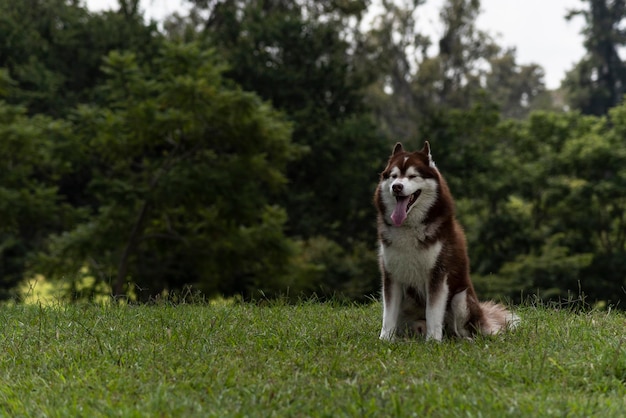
[114,199,150,297]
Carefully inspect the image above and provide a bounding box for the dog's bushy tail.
[478,301,520,335]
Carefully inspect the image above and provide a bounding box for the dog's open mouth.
[391,190,422,226]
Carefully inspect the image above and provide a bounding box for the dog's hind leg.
[449,290,472,338]
[380,273,403,341]
[425,277,449,341]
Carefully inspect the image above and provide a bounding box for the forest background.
[1,0,625,306]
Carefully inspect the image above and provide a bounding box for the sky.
[85,0,587,89]
[476,0,585,89]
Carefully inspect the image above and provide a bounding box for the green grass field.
[1,299,625,417]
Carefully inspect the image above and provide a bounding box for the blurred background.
[1,0,625,306]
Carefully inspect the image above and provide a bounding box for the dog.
[374,141,519,341]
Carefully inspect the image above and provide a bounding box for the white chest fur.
[380,228,442,297]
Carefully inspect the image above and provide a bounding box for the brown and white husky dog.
[374,142,519,341]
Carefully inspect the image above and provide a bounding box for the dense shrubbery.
[1,0,625,305]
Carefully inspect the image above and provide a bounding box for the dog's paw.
[425,327,444,342]
[379,330,396,342]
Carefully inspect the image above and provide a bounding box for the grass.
[0,299,625,417]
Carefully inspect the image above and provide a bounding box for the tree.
[551,106,626,302]
[0,97,77,299]
[37,43,300,301]
[188,0,386,246]
[0,0,161,116]
[463,111,596,300]
[436,0,496,108]
[359,0,431,141]
[462,108,626,305]
[363,0,551,144]
[564,0,626,115]
[485,49,552,119]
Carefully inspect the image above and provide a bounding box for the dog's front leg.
[380,274,402,341]
[425,278,449,342]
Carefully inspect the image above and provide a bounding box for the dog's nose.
[392,183,403,193]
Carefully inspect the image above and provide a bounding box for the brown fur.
[375,142,518,340]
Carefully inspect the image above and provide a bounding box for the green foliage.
[564,0,626,115]
[0,100,77,299]
[448,108,626,304]
[36,42,299,301]
[176,0,388,302]
[1,302,625,416]
[363,0,552,145]
[197,0,386,244]
[290,236,380,302]
[1,0,626,306]
[0,0,161,116]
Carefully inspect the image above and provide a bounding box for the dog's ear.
[421,141,436,168]
[392,142,404,155]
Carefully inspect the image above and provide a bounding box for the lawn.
[0,299,624,417]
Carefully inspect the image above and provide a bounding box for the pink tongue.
[391,197,410,226]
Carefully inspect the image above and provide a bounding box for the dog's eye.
[390,174,398,179]
[408,175,417,179]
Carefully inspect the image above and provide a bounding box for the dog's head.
[379,142,439,227]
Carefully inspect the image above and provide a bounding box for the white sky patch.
[84,0,191,22]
